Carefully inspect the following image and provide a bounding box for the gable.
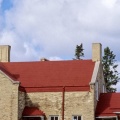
[0,68,19,120]
[0,69,19,86]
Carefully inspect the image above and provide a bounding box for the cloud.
[102,0,117,9]
[0,0,120,60]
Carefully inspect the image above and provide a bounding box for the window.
[72,115,81,120]
[103,84,105,93]
[96,81,99,100]
[49,116,59,120]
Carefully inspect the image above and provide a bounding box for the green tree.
[75,43,84,60]
[102,47,120,92]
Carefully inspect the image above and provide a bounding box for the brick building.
[0,43,120,120]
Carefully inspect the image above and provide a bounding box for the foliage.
[75,43,84,60]
[102,47,120,92]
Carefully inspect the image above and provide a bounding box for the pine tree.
[102,47,120,92]
[75,43,84,60]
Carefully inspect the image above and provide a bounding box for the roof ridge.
[2,59,93,64]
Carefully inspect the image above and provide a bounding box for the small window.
[103,84,105,93]
[72,115,81,120]
[96,81,99,100]
[49,116,59,120]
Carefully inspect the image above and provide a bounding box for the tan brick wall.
[0,71,19,120]
[64,91,95,120]
[18,91,25,120]
[26,90,95,120]
[94,62,105,109]
[26,92,62,119]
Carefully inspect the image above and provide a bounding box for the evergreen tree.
[102,47,120,92]
[75,43,84,60]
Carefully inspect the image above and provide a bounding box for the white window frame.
[49,115,59,120]
[72,115,82,120]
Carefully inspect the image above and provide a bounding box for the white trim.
[113,112,120,114]
[96,116,117,118]
[0,69,19,84]
[89,61,100,85]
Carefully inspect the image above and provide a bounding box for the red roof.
[96,93,120,117]
[22,107,45,116]
[1,60,95,92]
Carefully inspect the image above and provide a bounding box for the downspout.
[62,87,65,120]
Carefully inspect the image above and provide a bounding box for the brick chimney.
[0,45,11,62]
[92,43,102,62]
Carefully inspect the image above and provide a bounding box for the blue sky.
[0,0,120,91]
[1,0,13,12]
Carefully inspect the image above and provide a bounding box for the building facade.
[0,44,119,120]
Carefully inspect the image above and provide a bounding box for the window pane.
[55,117,58,120]
[78,116,81,120]
[74,116,77,120]
[51,117,54,120]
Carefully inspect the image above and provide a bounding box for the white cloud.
[0,0,120,62]
[102,0,117,9]
[48,56,63,61]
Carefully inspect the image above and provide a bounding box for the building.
[0,43,120,120]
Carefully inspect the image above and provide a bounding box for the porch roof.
[96,93,120,117]
[22,107,45,116]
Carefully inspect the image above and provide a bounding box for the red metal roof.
[22,107,45,116]
[96,93,120,117]
[1,60,95,92]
